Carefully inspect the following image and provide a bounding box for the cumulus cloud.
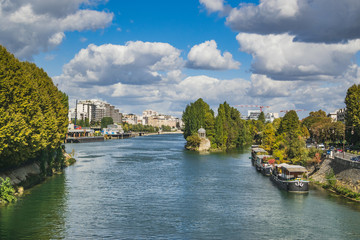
[55,41,184,87]
[200,0,225,13]
[187,40,240,70]
[0,0,113,59]
[248,74,296,97]
[227,0,360,43]
[175,75,249,102]
[236,33,360,81]
[245,64,360,116]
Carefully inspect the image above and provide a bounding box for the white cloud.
[55,41,184,87]
[49,32,65,45]
[0,0,113,59]
[200,0,225,13]
[187,40,240,70]
[227,0,360,43]
[245,64,360,116]
[175,75,250,104]
[236,33,360,81]
[248,74,296,97]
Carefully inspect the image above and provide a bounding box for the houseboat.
[251,146,267,166]
[255,155,273,176]
[270,163,309,193]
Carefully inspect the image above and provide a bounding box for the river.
[1,134,360,239]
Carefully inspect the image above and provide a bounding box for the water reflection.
[0,175,67,239]
[1,135,360,239]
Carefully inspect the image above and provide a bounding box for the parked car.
[351,156,360,162]
[336,148,343,153]
[317,143,325,150]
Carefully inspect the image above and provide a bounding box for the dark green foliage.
[302,110,327,129]
[161,125,172,132]
[0,177,16,203]
[0,45,68,169]
[183,99,252,151]
[277,110,300,136]
[76,118,90,127]
[125,123,159,133]
[258,111,265,124]
[186,134,201,150]
[101,117,114,128]
[325,169,336,187]
[345,84,360,147]
[182,98,214,139]
[214,102,248,149]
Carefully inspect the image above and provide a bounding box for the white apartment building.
[265,112,279,123]
[69,99,122,124]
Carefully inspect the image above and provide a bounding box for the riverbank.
[310,154,360,201]
[0,151,76,205]
[138,130,183,136]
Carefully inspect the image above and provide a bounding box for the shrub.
[186,134,201,149]
[325,169,336,187]
[0,177,17,203]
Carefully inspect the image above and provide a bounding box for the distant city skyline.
[0,1,359,119]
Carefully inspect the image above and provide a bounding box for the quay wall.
[312,155,360,193]
[331,156,360,170]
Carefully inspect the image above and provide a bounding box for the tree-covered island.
[182,98,325,166]
[0,45,71,204]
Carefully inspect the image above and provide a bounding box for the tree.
[185,134,201,150]
[261,123,276,153]
[277,110,300,136]
[258,111,266,124]
[182,99,252,151]
[182,98,214,139]
[101,117,113,128]
[345,84,360,147]
[161,125,172,132]
[0,45,68,169]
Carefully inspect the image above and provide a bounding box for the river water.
[2,134,360,239]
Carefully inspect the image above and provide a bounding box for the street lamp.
[343,125,354,158]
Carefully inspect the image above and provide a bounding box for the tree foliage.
[345,84,360,147]
[183,99,252,150]
[258,111,266,124]
[182,98,214,139]
[101,117,114,128]
[0,177,16,203]
[0,45,68,169]
[277,110,300,136]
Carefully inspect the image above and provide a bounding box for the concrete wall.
[332,156,360,170]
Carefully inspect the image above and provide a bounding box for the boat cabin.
[275,163,307,180]
[256,155,272,166]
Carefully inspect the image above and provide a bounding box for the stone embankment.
[198,138,211,152]
[0,152,75,189]
[311,153,360,193]
[0,162,42,187]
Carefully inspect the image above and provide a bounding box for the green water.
[1,134,360,239]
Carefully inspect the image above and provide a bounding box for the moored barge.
[255,154,273,176]
[270,163,309,193]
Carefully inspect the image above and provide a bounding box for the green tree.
[345,84,360,147]
[182,98,214,139]
[258,111,266,124]
[162,125,172,132]
[277,110,300,136]
[0,45,68,169]
[261,123,276,153]
[0,177,16,203]
[101,117,114,128]
[185,134,201,150]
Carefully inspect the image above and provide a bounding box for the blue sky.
[1,0,360,118]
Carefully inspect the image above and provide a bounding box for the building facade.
[69,99,122,124]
